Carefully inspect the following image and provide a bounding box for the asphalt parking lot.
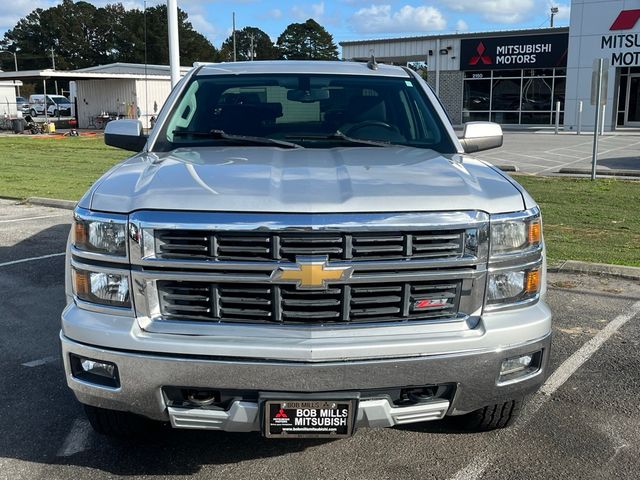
[474,131,640,175]
[1,199,640,480]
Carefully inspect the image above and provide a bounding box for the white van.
[28,94,72,117]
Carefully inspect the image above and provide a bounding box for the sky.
[0,0,572,51]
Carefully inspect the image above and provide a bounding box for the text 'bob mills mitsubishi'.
[61,60,551,439]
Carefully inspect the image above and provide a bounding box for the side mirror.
[459,122,503,154]
[104,119,147,152]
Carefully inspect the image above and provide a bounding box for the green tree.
[2,1,218,70]
[276,19,339,60]
[3,0,117,70]
[112,5,218,65]
[219,27,280,62]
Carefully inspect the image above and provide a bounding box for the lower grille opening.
[162,384,456,410]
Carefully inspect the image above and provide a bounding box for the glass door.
[625,75,640,126]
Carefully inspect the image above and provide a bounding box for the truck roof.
[195,60,411,78]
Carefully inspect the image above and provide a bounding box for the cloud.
[189,13,218,40]
[268,8,282,19]
[292,2,326,21]
[455,19,469,31]
[0,0,52,33]
[440,0,536,24]
[350,4,446,33]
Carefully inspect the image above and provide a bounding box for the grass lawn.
[515,176,640,267]
[0,135,637,267]
[0,135,129,201]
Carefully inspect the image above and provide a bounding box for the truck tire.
[461,398,523,431]
[83,404,158,437]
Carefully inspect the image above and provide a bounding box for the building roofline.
[339,26,569,47]
[75,62,192,72]
[0,69,176,81]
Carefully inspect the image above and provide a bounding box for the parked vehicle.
[28,94,72,116]
[16,96,29,113]
[62,60,551,438]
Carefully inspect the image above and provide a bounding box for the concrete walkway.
[473,131,640,175]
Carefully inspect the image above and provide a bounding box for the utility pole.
[167,0,180,88]
[550,7,559,28]
[51,47,59,95]
[13,51,19,96]
[232,12,237,62]
[249,33,255,61]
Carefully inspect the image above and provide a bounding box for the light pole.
[167,0,180,88]
[0,50,20,96]
[550,7,559,28]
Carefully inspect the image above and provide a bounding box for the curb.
[27,197,76,210]
[549,260,640,280]
[496,165,519,172]
[557,168,640,178]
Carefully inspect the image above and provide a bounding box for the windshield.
[50,96,71,104]
[153,73,455,153]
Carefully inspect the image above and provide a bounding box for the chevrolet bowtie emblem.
[272,256,353,290]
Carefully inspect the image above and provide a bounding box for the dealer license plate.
[263,400,355,438]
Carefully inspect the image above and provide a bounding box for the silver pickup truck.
[61,60,551,439]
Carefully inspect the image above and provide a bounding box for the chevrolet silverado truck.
[61,60,551,438]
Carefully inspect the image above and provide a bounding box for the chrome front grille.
[129,210,489,331]
[157,280,461,324]
[155,230,465,262]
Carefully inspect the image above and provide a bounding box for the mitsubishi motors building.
[340,0,640,131]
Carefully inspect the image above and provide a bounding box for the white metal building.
[0,80,22,118]
[0,63,191,128]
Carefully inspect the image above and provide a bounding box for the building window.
[462,68,566,125]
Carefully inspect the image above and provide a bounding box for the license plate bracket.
[262,397,357,438]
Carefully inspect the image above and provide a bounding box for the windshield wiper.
[172,129,302,149]
[285,130,392,147]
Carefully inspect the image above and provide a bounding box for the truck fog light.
[81,359,116,378]
[498,350,542,383]
[72,268,131,308]
[70,354,120,388]
[500,354,533,376]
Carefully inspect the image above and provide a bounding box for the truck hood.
[87,146,525,214]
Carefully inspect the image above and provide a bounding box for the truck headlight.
[72,267,131,308]
[487,267,540,305]
[491,213,541,256]
[73,211,127,257]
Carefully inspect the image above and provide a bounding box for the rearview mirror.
[459,122,503,154]
[287,88,330,103]
[104,119,147,152]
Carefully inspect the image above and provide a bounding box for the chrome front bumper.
[167,399,451,431]
[61,331,551,430]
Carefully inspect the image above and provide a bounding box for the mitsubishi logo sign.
[469,42,492,65]
[610,9,640,30]
[460,34,568,71]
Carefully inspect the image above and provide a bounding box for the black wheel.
[53,109,58,117]
[83,404,157,437]
[30,109,37,117]
[460,398,524,431]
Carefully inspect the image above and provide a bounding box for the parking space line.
[448,299,640,480]
[22,355,58,367]
[541,300,640,394]
[0,214,69,223]
[57,418,93,457]
[0,252,65,268]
